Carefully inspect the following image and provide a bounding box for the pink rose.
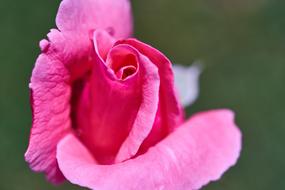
[25,0,242,189]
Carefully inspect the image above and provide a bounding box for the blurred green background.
[0,0,284,189]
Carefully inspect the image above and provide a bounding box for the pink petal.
[57,109,241,190]
[115,39,184,152]
[93,29,116,61]
[25,52,71,184]
[75,40,160,164]
[25,29,93,183]
[56,0,133,39]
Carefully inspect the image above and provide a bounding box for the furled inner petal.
[57,109,241,190]
[115,39,185,154]
[73,38,160,164]
[93,29,116,61]
[105,45,138,80]
[115,65,137,80]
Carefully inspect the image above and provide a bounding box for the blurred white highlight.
[172,61,203,107]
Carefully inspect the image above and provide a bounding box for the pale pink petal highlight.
[93,29,116,60]
[56,0,133,39]
[57,109,241,190]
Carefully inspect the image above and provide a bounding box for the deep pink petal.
[116,39,184,152]
[57,109,241,190]
[114,46,161,162]
[25,29,93,183]
[75,41,160,164]
[56,0,133,39]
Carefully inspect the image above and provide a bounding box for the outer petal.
[57,109,242,190]
[25,29,93,183]
[25,53,71,183]
[56,0,133,39]
[172,63,203,107]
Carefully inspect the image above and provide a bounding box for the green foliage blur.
[0,0,284,189]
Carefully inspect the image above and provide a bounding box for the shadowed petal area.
[56,0,133,39]
[57,109,241,190]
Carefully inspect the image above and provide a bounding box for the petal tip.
[39,39,50,52]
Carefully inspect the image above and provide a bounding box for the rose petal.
[113,46,160,162]
[172,63,203,107]
[25,51,71,184]
[56,0,133,39]
[93,29,116,61]
[25,29,93,183]
[57,109,241,190]
[75,41,160,164]
[115,39,185,153]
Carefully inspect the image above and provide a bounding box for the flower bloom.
[25,0,242,189]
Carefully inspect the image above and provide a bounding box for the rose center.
[106,48,138,80]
